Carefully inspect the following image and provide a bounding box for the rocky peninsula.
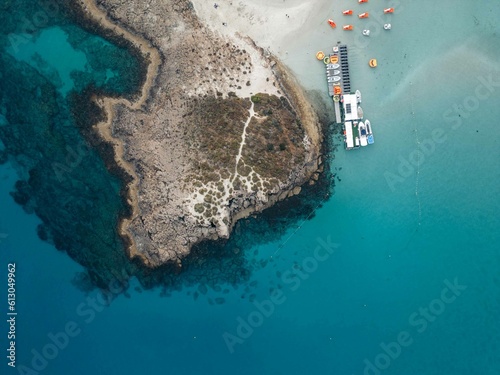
[77,0,325,267]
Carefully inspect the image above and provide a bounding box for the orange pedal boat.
[358,0,368,3]
[343,25,354,30]
[358,12,369,18]
[327,19,337,28]
[342,10,353,15]
[384,8,395,14]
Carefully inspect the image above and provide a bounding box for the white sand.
[191,0,331,54]
[190,0,332,96]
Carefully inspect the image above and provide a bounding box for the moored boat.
[343,25,354,30]
[316,51,325,60]
[369,58,378,68]
[358,0,368,3]
[327,63,340,69]
[358,12,369,19]
[356,90,362,103]
[358,121,368,146]
[362,29,370,36]
[343,10,353,15]
[328,76,341,83]
[384,23,392,30]
[358,106,364,118]
[328,19,337,28]
[384,7,394,14]
[365,119,374,144]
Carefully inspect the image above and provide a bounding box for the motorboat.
[343,25,354,30]
[358,12,369,19]
[358,121,368,146]
[365,119,374,144]
[343,10,353,15]
[356,90,362,103]
[384,23,392,30]
[362,29,370,36]
[327,63,340,69]
[357,106,364,118]
[384,7,394,14]
[328,76,341,83]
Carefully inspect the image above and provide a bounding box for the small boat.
[323,56,330,64]
[356,90,362,103]
[358,12,369,19]
[332,46,339,53]
[358,106,364,118]
[327,63,340,69]
[333,95,340,102]
[362,29,370,36]
[358,121,368,146]
[369,58,378,68]
[355,137,360,147]
[316,51,325,60]
[327,69,341,76]
[384,7,394,14]
[343,25,354,30]
[328,76,341,83]
[358,0,368,3]
[330,55,339,63]
[384,23,392,30]
[343,10,353,15]
[328,19,337,28]
[366,119,374,144]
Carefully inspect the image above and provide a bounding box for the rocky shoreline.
[76,0,326,267]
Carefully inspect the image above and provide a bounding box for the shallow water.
[1,1,499,374]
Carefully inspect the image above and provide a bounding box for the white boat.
[358,121,368,147]
[327,63,340,69]
[333,70,341,75]
[328,76,341,83]
[384,23,392,30]
[362,29,370,36]
[357,106,364,119]
[355,136,360,147]
[356,90,362,103]
[333,46,339,53]
[365,119,374,144]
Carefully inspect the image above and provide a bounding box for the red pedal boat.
[343,10,353,15]
[384,8,394,14]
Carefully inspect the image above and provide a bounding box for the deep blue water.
[1,1,500,375]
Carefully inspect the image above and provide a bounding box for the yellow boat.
[316,51,325,60]
[369,58,378,68]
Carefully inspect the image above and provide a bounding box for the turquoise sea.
[1,1,499,374]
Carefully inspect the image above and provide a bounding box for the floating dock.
[322,43,374,150]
